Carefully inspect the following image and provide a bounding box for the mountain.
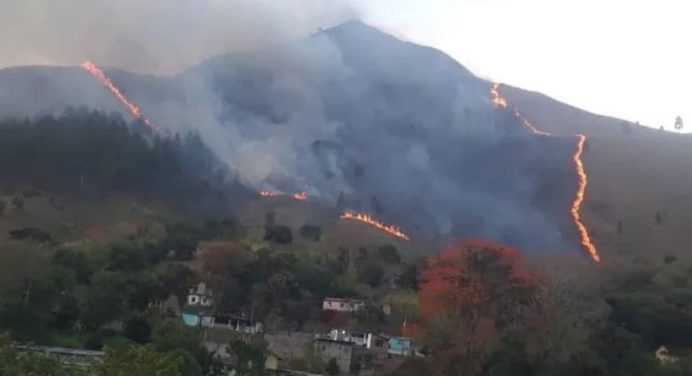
[501,85,692,261]
[0,21,617,256]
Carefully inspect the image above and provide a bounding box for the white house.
[186,282,213,307]
[323,329,388,350]
[322,298,365,312]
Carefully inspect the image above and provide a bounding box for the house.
[323,329,389,351]
[389,337,416,356]
[186,282,213,307]
[213,312,263,334]
[322,298,366,312]
[655,346,680,364]
[181,312,262,333]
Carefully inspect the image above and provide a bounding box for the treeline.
[0,109,245,207]
[410,241,692,376]
[0,218,244,374]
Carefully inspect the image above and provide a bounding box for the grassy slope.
[501,84,692,262]
[237,196,428,261]
[0,188,180,249]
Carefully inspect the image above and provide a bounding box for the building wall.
[314,340,353,372]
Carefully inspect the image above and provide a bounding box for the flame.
[259,189,309,201]
[340,211,410,241]
[260,189,281,197]
[491,83,600,262]
[292,192,309,201]
[80,61,163,135]
[571,135,600,262]
[491,83,508,108]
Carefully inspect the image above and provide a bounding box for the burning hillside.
[491,83,600,262]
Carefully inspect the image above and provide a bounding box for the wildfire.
[292,192,309,201]
[259,189,309,201]
[571,135,600,262]
[491,83,600,262]
[491,83,508,108]
[80,61,163,136]
[260,189,281,197]
[340,211,410,241]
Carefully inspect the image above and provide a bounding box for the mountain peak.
[320,20,400,43]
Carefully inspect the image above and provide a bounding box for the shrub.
[376,244,401,264]
[299,224,322,242]
[264,225,293,244]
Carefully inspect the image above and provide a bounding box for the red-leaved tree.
[418,240,544,376]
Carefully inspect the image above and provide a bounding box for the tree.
[264,225,293,244]
[360,262,385,288]
[197,241,250,277]
[418,240,544,376]
[0,335,79,376]
[326,358,340,375]
[95,345,185,376]
[674,116,684,131]
[376,244,401,264]
[229,340,266,376]
[124,315,151,344]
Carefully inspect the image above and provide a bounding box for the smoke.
[0,0,356,73]
[0,11,577,253]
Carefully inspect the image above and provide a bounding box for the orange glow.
[491,83,508,108]
[292,192,309,201]
[491,83,600,262]
[80,61,163,135]
[571,135,600,262]
[260,189,281,197]
[259,189,309,201]
[340,211,410,241]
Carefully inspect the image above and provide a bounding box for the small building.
[186,282,213,307]
[655,346,680,364]
[323,329,388,351]
[322,298,366,312]
[389,337,416,356]
[213,312,263,334]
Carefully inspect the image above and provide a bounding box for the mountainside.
[0,21,617,256]
[501,85,692,261]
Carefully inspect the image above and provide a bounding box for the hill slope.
[501,84,692,260]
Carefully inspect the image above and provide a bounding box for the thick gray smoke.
[0,19,576,253]
[0,0,355,73]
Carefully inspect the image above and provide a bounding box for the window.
[375,339,384,347]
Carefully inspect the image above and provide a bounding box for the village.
[171,282,422,375]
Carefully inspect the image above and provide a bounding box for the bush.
[376,244,401,264]
[361,262,385,288]
[299,224,322,242]
[9,227,52,243]
[124,315,151,344]
[264,225,293,244]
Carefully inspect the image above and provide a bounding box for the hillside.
[501,84,692,261]
[0,21,581,255]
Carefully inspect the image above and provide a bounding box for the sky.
[355,0,691,130]
[0,0,689,129]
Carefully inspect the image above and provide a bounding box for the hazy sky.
[356,0,691,129]
[1,0,688,128]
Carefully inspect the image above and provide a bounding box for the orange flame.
[340,211,410,241]
[491,83,600,262]
[571,135,600,262]
[80,61,163,135]
[292,192,309,201]
[491,83,508,108]
[260,189,281,197]
[259,189,309,201]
